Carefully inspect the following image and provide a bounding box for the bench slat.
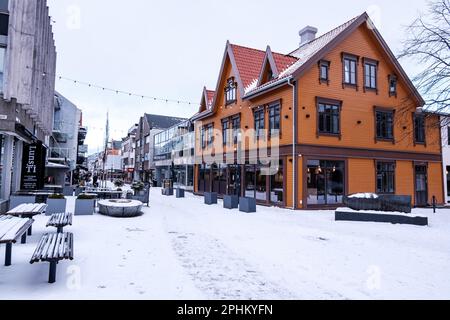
[31,233,73,263]
[0,217,33,243]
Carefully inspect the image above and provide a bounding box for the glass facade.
[307,160,345,205]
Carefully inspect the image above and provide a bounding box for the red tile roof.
[230,44,266,90]
[272,52,298,74]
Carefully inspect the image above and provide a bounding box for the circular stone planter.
[98,199,143,218]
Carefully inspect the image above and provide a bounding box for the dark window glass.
[344,58,357,85]
[254,108,265,139]
[222,120,229,145]
[307,160,345,205]
[207,125,213,147]
[447,166,450,197]
[365,63,377,89]
[232,116,240,144]
[376,111,394,140]
[269,104,281,137]
[225,78,237,105]
[200,127,206,149]
[318,103,340,134]
[320,62,329,81]
[270,160,284,204]
[414,114,425,144]
[0,13,8,37]
[244,164,256,198]
[389,75,397,96]
[377,162,395,194]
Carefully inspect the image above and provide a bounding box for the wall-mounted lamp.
[357,120,362,125]
[306,114,311,119]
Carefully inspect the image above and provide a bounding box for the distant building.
[153,119,195,189]
[46,92,87,187]
[134,114,187,184]
[121,124,138,183]
[0,0,57,212]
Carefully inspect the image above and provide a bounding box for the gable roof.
[197,11,423,120]
[144,114,188,130]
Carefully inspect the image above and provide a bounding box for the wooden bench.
[0,216,34,266]
[30,233,74,283]
[6,203,47,235]
[46,213,73,233]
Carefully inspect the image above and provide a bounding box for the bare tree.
[392,0,450,147]
[399,0,450,114]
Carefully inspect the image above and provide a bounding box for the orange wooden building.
[192,13,444,209]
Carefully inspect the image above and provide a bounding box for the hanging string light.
[25,66,200,107]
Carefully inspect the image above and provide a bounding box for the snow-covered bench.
[0,215,34,266]
[30,233,74,283]
[46,212,73,233]
[7,203,48,236]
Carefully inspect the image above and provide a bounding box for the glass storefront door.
[307,160,345,206]
[228,164,241,196]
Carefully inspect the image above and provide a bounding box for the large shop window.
[307,160,345,205]
[270,160,284,204]
[212,163,227,195]
[228,164,241,196]
[376,162,395,194]
[244,164,256,198]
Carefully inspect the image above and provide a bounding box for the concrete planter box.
[239,197,256,213]
[74,199,96,216]
[176,188,185,198]
[223,195,239,209]
[335,210,428,226]
[63,186,75,197]
[9,195,37,210]
[46,198,67,215]
[204,192,218,205]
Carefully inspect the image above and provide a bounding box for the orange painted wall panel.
[348,158,376,194]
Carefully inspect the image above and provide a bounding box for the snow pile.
[348,193,379,199]
[336,207,426,218]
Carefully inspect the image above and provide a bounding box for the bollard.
[432,196,436,214]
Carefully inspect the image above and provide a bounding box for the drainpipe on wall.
[288,78,296,210]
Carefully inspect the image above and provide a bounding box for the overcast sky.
[47,0,430,154]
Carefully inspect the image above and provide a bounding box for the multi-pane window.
[318,103,340,135]
[389,75,398,96]
[232,116,241,144]
[343,57,357,85]
[377,162,396,194]
[206,124,214,147]
[200,127,206,149]
[269,103,281,137]
[254,108,265,139]
[319,60,330,82]
[414,114,425,144]
[225,77,237,105]
[222,119,229,145]
[376,110,394,140]
[364,62,377,89]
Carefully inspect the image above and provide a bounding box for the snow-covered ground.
[1,189,450,300]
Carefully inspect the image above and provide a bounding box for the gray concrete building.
[0,0,57,211]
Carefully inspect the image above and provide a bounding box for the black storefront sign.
[20,142,46,191]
